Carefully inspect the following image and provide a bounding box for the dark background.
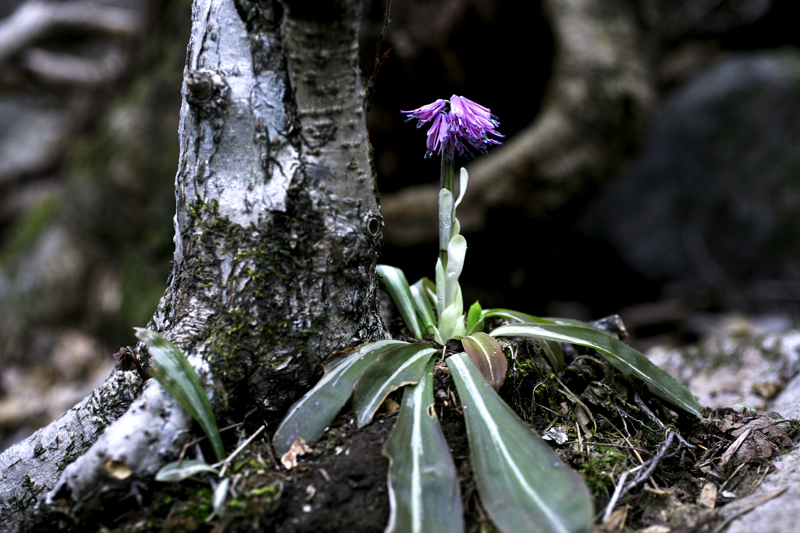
[2,0,800,447]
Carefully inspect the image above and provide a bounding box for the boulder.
[584,50,800,292]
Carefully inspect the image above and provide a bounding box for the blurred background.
[2,0,800,448]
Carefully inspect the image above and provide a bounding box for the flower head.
[402,95,503,160]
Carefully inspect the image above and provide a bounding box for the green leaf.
[454,167,468,209]
[482,308,557,325]
[421,277,436,305]
[454,319,467,339]
[461,332,508,391]
[273,340,407,455]
[479,308,587,371]
[411,279,437,335]
[136,328,225,462]
[353,344,438,427]
[453,283,464,318]
[383,357,463,533]
[439,189,454,259]
[435,258,446,320]
[377,265,424,340]
[445,235,467,309]
[467,301,485,335]
[437,304,463,343]
[482,308,597,329]
[539,339,566,373]
[211,477,230,518]
[155,460,219,482]
[447,353,594,533]
[490,323,702,418]
[431,325,445,346]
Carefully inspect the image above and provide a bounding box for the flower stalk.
[402,95,502,342]
[439,155,455,270]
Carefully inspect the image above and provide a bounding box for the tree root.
[0,0,140,66]
[44,380,191,519]
[0,369,141,527]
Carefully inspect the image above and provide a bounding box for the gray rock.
[647,317,800,410]
[718,373,800,533]
[584,50,800,289]
[645,316,800,533]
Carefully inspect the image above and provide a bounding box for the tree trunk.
[0,0,385,528]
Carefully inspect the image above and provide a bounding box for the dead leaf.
[384,397,400,415]
[600,506,628,531]
[721,427,751,467]
[281,437,311,470]
[698,482,717,509]
[104,459,133,480]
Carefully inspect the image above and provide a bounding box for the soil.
[29,325,800,533]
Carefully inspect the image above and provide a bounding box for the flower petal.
[402,96,502,160]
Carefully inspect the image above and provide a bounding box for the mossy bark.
[0,0,385,528]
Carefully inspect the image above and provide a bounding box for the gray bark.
[0,0,385,528]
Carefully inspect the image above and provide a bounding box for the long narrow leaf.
[411,279,437,335]
[483,308,605,328]
[490,323,702,418]
[353,344,437,427]
[480,308,565,370]
[383,357,463,533]
[421,277,436,305]
[377,265,424,339]
[156,460,219,482]
[539,340,566,373]
[136,328,225,462]
[483,308,557,324]
[447,353,594,533]
[273,340,407,455]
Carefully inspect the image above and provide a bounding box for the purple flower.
[401,99,447,125]
[402,95,503,159]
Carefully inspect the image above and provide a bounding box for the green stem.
[439,155,455,270]
[441,155,454,194]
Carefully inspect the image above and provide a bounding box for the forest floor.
[48,319,799,533]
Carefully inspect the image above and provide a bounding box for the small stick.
[604,430,687,520]
[633,390,666,430]
[214,425,266,477]
[719,462,746,493]
[598,413,645,464]
[370,0,392,90]
[625,431,677,492]
[614,397,646,430]
[602,470,629,523]
[588,441,648,454]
